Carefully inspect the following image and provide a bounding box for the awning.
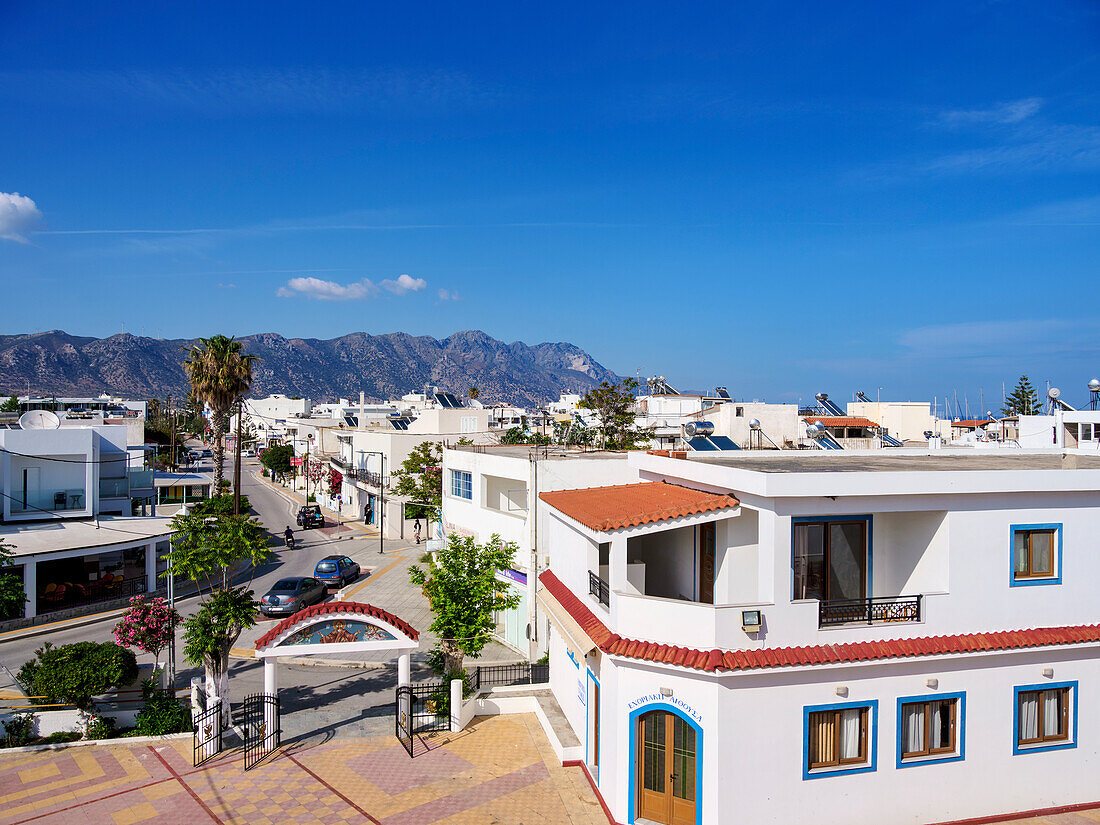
[537,582,599,665]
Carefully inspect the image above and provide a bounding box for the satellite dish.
[1048,387,1061,400]
[19,410,60,430]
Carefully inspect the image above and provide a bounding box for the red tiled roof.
[538,570,1100,673]
[801,416,880,428]
[538,482,738,533]
[255,601,420,649]
[953,419,994,428]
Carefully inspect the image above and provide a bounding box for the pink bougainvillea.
[112,595,181,660]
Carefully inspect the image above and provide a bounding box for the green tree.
[183,335,256,489]
[1002,375,1042,416]
[260,443,294,478]
[165,510,269,720]
[0,539,26,620]
[18,641,139,709]
[409,534,522,673]
[0,394,19,413]
[578,378,653,450]
[467,386,480,400]
[390,441,443,515]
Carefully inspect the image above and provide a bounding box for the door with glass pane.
[793,520,867,601]
[636,710,697,825]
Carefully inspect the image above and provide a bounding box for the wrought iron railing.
[589,571,610,607]
[354,469,385,488]
[818,594,922,627]
[468,662,550,693]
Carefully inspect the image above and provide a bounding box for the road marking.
[339,551,410,600]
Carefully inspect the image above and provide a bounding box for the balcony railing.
[589,571,610,607]
[818,594,922,627]
[100,477,130,498]
[354,469,385,489]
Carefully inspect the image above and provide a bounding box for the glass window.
[1018,688,1070,746]
[1013,528,1057,580]
[808,706,868,769]
[900,698,957,759]
[450,470,472,500]
[793,520,867,601]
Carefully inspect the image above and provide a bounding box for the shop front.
[36,546,148,613]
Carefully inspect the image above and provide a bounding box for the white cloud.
[437,288,460,302]
[380,273,427,295]
[0,192,42,243]
[276,274,427,301]
[940,98,1043,126]
[898,318,1080,357]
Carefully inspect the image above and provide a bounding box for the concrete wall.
[847,401,934,442]
[709,402,801,448]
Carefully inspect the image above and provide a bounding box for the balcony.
[12,489,86,514]
[588,571,610,607]
[818,594,922,628]
[354,469,385,488]
[100,477,130,498]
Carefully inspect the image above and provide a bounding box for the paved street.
[0,454,522,738]
[0,713,609,825]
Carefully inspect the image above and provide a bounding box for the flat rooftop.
[687,451,1100,473]
[450,444,630,460]
[0,515,175,558]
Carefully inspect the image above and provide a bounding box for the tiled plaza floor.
[0,714,608,825]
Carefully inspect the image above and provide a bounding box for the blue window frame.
[1013,681,1077,755]
[450,469,472,500]
[802,699,878,779]
[1009,523,1062,587]
[896,692,966,768]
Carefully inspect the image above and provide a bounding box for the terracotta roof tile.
[538,481,739,533]
[255,601,420,649]
[952,419,994,428]
[801,416,880,428]
[538,570,1100,673]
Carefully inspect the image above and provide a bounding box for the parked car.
[313,555,360,588]
[296,504,325,529]
[200,448,213,458]
[242,448,255,457]
[259,576,327,617]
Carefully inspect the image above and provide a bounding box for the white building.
[441,444,637,656]
[0,425,173,623]
[535,449,1100,825]
[237,394,313,447]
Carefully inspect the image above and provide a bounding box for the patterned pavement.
[0,714,608,825]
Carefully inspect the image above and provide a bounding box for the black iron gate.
[395,681,449,757]
[192,701,223,767]
[242,693,280,771]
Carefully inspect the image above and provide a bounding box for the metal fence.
[818,594,922,627]
[589,571,610,607]
[468,662,550,693]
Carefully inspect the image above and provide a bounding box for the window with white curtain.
[808,706,869,770]
[900,698,958,760]
[1018,687,1070,746]
[1013,528,1057,580]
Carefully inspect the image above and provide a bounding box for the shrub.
[134,681,191,736]
[2,714,33,748]
[84,713,117,740]
[43,731,82,744]
[19,641,139,709]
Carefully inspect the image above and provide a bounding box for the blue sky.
[1,1,1098,409]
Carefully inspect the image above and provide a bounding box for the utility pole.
[233,399,243,516]
[167,394,175,473]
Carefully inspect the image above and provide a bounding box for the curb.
[0,732,192,755]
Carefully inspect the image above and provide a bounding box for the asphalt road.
[0,453,413,738]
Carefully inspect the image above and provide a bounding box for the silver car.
[259,576,327,617]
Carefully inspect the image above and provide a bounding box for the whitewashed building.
[535,449,1100,825]
[441,444,637,656]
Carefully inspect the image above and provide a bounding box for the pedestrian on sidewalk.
[413,519,421,544]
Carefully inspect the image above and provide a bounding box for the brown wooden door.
[698,522,715,605]
[636,711,697,825]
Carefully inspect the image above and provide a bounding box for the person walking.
[413,519,421,544]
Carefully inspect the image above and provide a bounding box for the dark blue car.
[313,555,360,588]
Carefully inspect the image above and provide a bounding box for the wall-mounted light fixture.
[926,678,939,689]
[835,686,848,698]
[741,610,762,633]
[1042,668,1054,679]
[660,687,673,697]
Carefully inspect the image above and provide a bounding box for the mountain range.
[0,330,620,407]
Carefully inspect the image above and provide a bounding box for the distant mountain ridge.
[0,329,620,406]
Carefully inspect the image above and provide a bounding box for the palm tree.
[183,336,256,489]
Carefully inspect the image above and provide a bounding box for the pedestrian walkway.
[0,714,609,825]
